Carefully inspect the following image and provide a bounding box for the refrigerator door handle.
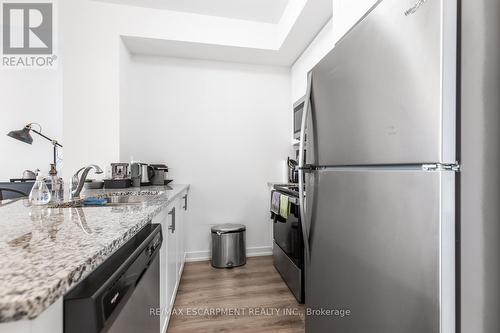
[299,72,312,262]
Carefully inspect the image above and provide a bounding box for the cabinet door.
[152,207,169,333]
[166,205,178,308]
[176,192,187,275]
[181,192,188,265]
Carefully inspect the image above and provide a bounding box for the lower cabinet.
[176,193,188,277]
[153,190,189,333]
[153,207,169,333]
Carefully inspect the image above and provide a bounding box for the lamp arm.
[30,128,63,147]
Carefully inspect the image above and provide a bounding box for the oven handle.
[298,72,312,263]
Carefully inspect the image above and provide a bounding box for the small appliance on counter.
[104,178,132,189]
[130,162,154,186]
[150,164,169,185]
[111,163,129,180]
[9,169,38,182]
[130,163,141,187]
[140,164,154,185]
[104,162,132,189]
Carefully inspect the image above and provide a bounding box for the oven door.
[272,194,304,269]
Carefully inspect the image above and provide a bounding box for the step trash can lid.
[211,223,246,234]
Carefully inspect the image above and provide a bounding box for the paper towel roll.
[281,159,289,184]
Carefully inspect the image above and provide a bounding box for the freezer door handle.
[298,72,312,262]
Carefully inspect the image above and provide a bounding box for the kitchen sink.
[104,195,157,205]
[48,191,163,208]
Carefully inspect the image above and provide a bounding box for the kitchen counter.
[0,184,189,323]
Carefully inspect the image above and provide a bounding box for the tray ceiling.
[97,0,290,23]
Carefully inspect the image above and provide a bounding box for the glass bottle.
[29,172,51,205]
[48,164,64,202]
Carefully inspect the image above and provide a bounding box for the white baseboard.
[185,246,272,262]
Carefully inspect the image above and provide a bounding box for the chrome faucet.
[71,164,103,198]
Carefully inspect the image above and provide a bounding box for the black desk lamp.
[7,123,63,167]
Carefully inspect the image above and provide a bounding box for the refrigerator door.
[306,169,455,333]
[309,0,457,166]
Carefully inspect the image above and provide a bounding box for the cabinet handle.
[183,195,188,211]
[168,207,176,233]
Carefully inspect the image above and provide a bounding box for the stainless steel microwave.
[293,96,305,140]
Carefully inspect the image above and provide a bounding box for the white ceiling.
[121,0,332,66]
[103,0,333,67]
[99,0,290,23]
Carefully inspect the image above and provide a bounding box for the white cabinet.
[166,204,178,309]
[155,190,189,333]
[176,191,188,276]
[152,205,170,333]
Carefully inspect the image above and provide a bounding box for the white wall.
[61,0,334,176]
[291,0,378,102]
[291,18,335,102]
[332,0,379,42]
[120,55,291,257]
[0,3,63,181]
[60,0,300,177]
[61,0,120,177]
[0,69,62,181]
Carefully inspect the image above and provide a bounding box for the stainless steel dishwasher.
[64,223,162,333]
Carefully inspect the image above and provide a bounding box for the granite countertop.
[0,184,189,323]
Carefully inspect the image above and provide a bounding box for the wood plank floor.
[167,256,304,333]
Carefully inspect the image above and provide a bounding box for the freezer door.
[305,170,455,333]
[310,0,457,166]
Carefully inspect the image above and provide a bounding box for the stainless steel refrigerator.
[298,0,458,332]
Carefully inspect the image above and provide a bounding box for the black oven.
[271,185,304,303]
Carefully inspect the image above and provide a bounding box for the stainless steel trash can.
[211,224,246,268]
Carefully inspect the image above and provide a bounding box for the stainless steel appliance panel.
[309,0,456,166]
[108,255,160,333]
[64,224,162,333]
[272,196,303,267]
[460,0,500,332]
[305,170,455,332]
[273,242,303,303]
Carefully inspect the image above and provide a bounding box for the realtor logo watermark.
[1,0,57,68]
